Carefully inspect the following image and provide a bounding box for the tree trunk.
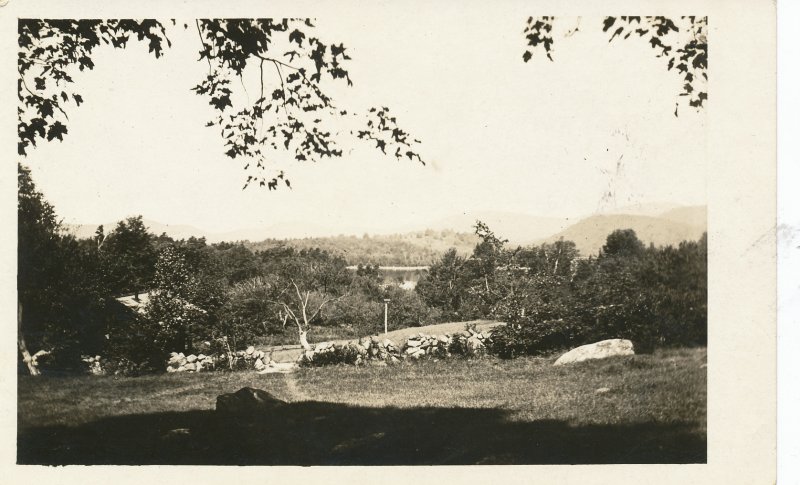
[17,301,41,376]
[298,329,311,351]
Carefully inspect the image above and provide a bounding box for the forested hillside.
[540,211,706,257]
[245,230,479,266]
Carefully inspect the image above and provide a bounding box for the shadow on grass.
[18,400,706,465]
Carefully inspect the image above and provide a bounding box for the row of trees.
[18,163,437,373]
[20,161,706,373]
[416,223,707,357]
[247,230,479,266]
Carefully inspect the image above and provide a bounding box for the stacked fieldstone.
[403,329,492,359]
[299,336,402,366]
[160,328,495,372]
[166,352,216,372]
[299,329,494,366]
[166,345,276,373]
[225,346,273,371]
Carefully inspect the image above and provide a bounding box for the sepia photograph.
[4,1,775,475]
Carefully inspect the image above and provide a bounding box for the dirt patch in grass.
[17,347,706,465]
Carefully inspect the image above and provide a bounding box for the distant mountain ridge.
[423,211,573,245]
[540,206,707,257]
[63,204,706,264]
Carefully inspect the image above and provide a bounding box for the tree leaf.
[46,121,68,141]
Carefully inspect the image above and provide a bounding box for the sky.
[22,14,707,237]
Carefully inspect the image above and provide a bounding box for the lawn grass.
[17,346,706,465]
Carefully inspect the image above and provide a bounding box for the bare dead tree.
[268,279,347,350]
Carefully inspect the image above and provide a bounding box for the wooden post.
[383,299,391,335]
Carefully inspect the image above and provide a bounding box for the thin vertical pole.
[384,302,388,335]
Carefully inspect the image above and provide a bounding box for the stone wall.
[166,346,274,373]
[298,328,493,366]
[81,327,496,375]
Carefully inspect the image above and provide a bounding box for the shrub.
[584,296,659,354]
[324,293,382,334]
[382,286,441,328]
[303,343,362,367]
[447,334,471,356]
[102,356,154,376]
[217,276,283,347]
[488,317,586,359]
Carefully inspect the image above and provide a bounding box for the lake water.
[347,266,429,290]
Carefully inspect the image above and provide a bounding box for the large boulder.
[553,339,635,366]
[216,387,286,414]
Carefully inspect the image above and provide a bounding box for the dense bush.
[488,317,586,359]
[217,276,284,349]
[18,164,120,373]
[423,224,707,359]
[323,293,383,334]
[303,343,362,366]
[382,286,441,329]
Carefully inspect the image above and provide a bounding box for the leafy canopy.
[523,16,707,115]
[18,18,425,189]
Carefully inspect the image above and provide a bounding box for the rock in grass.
[595,387,611,394]
[553,339,635,366]
[161,428,191,441]
[246,346,255,355]
[216,387,286,414]
[186,354,198,363]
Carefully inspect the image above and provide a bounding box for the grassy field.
[18,347,706,465]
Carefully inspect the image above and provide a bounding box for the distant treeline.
[19,162,706,374]
[245,230,479,266]
[416,222,707,357]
